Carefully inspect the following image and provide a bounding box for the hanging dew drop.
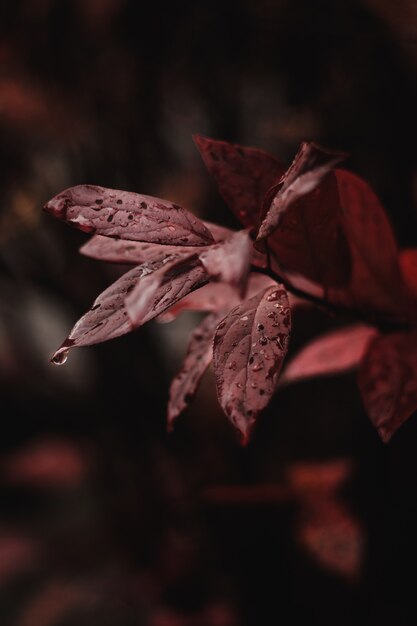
[51,349,69,365]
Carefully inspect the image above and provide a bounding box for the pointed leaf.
[44,184,214,246]
[257,142,345,241]
[358,332,417,442]
[280,324,378,386]
[194,134,285,229]
[199,230,252,295]
[266,172,351,287]
[213,285,291,442]
[158,273,276,322]
[168,312,223,429]
[126,255,208,328]
[51,263,158,363]
[329,170,405,317]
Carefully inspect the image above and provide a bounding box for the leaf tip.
[377,425,392,444]
[50,338,75,365]
[43,193,68,220]
[166,416,176,434]
[237,419,256,447]
[192,133,205,148]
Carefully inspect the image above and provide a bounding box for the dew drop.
[267,291,279,302]
[252,363,263,372]
[236,382,243,389]
[52,350,69,365]
[240,315,249,322]
[259,336,268,345]
[257,323,264,331]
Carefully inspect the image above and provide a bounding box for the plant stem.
[257,266,410,333]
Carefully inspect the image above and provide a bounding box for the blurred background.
[0,1,417,624]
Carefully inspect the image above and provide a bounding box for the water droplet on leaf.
[267,291,279,302]
[52,350,69,365]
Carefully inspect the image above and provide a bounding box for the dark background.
[0,1,417,624]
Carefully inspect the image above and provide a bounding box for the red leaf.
[329,170,405,317]
[213,285,291,442]
[280,324,378,386]
[51,264,151,364]
[0,532,38,586]
[158,273,276,322]
[3,438,87,488]
[399,248,417,301]
[295,498,363,581]
[44,184,214,246]
[257,141,345,241]
[167,313,222,429]
[194,134,285,229]
[358,332,417,442]
[126,255,208,328]
[199,230,253,295]
[51,255,207,363]
[289,460,363,581]
[266,172,351,288]
[288,458,355,496]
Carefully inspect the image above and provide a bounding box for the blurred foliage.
[0,1,416,624]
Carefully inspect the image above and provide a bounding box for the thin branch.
[256,266,410,333]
